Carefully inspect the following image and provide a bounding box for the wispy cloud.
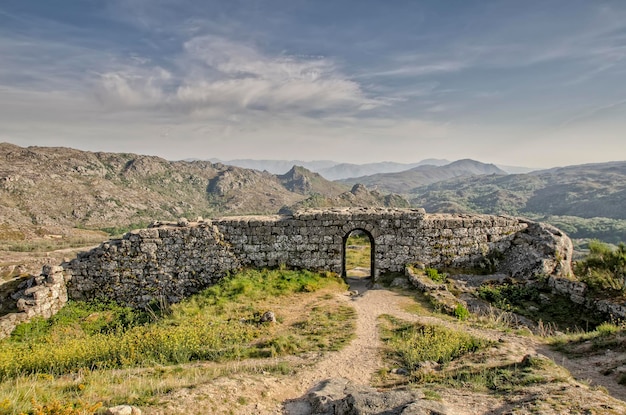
[363,61,468,78]
[559,99,626,128]
[95,35,383,117]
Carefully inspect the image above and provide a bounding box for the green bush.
[477,284,541,311]
[425,268,445,283]
[574,240,626,294]
[380,315,489,369]
[453,304,470,321]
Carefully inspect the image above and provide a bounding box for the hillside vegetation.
[1,143,624,246]
[408,161,626,244]
[0,268,354,413]
[0,143,346,239]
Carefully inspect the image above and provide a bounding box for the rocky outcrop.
[286,378,449,414]
[405,266,464,315]
[284,184,410,213]
[498,220,573,279]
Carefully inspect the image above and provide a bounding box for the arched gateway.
[66,208,573,308]
[342,228,375,278]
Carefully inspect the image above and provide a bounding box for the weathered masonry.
[64,208,573,308]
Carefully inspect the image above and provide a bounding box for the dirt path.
[281,278,626,414]
[149,279,626,414]
[279,278,413,414]
[279,279,516,415]
[152,278,418,414]
[290,278,398,387]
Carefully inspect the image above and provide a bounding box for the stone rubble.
[0,265,67,338]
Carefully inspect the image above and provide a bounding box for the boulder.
[260,311,276,323]
[105,405,141,415]
[292,378,449,415]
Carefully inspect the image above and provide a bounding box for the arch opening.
[342,229,375,280]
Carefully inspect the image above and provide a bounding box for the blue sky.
[1,0,625,168]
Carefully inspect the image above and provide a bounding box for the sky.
[1,0,625,168]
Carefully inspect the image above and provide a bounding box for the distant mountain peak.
[278,165,347,196]
[340,159,508,194]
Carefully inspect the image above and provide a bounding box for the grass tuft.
[379,315,489,370]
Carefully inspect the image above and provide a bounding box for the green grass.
[424,268,445,283]
[0,268,355,414]
[0,268,350,378]
[430,357,566,393]
[0,360,296,415]
[377,315,569,395]
[379,315,490,371]
[574,240,626,296]
[345,234,371,276]
[550,321,626,357]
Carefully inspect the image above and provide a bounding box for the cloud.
[2,0,626,167]
[94,35,382,117]
[559,99,626,128]
[363,61,467,78]
[94,67,172,109]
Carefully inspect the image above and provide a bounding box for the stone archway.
[342,228,375,279]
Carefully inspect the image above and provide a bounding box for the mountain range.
[1,143,624,245]
[338,159,507,194]
[209,158,534,179]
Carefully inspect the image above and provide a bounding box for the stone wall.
[64,208,572,308]
[0,265,68,338]
[67,222,240,305]
[0,208,576,337]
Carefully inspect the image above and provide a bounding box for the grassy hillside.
[408,161,626,244]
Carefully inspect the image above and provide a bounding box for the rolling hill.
[409,161,626,243]
[339,159,507,194]
[1,142,624,245]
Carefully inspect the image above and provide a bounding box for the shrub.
[380,315,489,369]
[477,284,541,311]
[425,268,445,283]
[575,240,626,294]
[454,304,470,321]
[29,399,102,415]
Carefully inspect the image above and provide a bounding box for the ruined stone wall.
[67,222,240,306]
[0,265,68,338]
[213,209,528,275]
[0,208,578,338]
[63,208,572,309]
